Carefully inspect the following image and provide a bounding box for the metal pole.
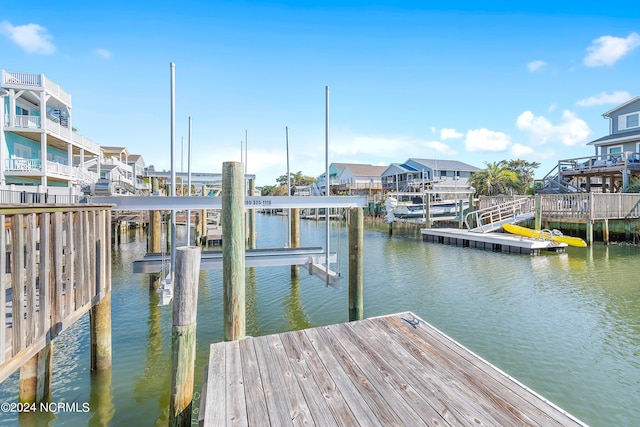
[187,116,192,246]
[325,85,330,287]
[286,126,291,247]
[170,62,176,283]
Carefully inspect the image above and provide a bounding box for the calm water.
[1,213,639,426]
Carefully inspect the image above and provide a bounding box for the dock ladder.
[465,197,535,233]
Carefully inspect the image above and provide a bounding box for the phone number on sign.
[245,200,272,207]
[0,402,90,413]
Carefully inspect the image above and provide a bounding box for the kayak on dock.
[502,223,587,248]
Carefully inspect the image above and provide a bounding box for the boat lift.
[92,195,366,303]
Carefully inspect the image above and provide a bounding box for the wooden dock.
[199,312,585,426]
[421,228,567,255]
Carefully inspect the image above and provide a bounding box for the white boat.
[384,192,471,222]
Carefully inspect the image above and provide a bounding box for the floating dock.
[421,228,567,255]
[198,312,585,426]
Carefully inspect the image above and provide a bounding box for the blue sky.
[2,1,640,186]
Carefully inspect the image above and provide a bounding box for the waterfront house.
[316,163,386,196]
[89,146,149,195]
[336,163,387,195]
[0,70,101,199]
[381,158,481,192]
[537,96,640,193]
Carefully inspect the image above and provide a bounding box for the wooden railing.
[480,194,640,221]
[0,205,112,382]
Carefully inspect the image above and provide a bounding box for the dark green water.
[0,213,639,426]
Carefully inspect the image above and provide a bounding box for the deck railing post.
[222,161,246,341]
[349,207,364,321]
[169,246,201,427]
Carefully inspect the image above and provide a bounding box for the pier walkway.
[198,312,585,426]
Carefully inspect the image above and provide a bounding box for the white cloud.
[440,128,463,140]
[464,129,511,152]
[95,48,112,59]
[0,20,55,54]
[516,110,590,146]
[527,60,547,72]
[576,91,632,107]
[330,135,412,157]
[425,140,457,155]
[511,144,534,158]
[584,32,640,67]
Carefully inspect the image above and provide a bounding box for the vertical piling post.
[222,162,246,341]
[586,220,594,245]
[91,207,112,371]
[424,198,431,229]
[18,344,52,404]
[348,207,364,321]
[290,208,300,278]
[534,194,542,231]
[458,199,464,229]
[603,219,609,244]
[90,296,112,371]
[248,178,257,249]
[149,210,162,289]
[169,246,201,427]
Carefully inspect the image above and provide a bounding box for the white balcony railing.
[5,158,41,172]
[46,117,72,140]
[4,113,100,154]
[72,133,101,154]
[2,71,71,105]
[46,160,72,177]
[13,115,41,128]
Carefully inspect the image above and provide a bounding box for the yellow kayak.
[502,223,587,248]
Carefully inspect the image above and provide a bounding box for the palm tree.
[470,161,520,196]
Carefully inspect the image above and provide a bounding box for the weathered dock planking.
[199,312,586,426]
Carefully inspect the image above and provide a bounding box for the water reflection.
[89,369,113,426]
[133,288,170,424]
[284,276,313,331]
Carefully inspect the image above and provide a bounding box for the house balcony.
[3,114,100,155]
[558,152,640,178]
[4,158,98,184]
[2,70,71,105]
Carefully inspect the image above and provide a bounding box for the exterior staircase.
[465,197,535,233]
[534,164,583,194]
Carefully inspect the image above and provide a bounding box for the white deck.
[421,228,567,255]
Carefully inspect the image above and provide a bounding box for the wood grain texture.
[200,312,587,426]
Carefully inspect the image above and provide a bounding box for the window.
[619,112,640,131]
[608,146,622,154]
[15,105,30,116]
[14,143,31,159]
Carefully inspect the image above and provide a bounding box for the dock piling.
[291,207,300,278]
[222,162,246,341]
[169,246,201,427]
[349,207,364,321]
